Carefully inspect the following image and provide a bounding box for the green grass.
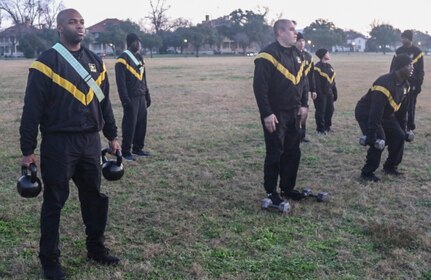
[0,53,430,279]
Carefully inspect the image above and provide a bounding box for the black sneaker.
[360,172,380,182]
[267,192,284,206]
[122,152,136,161]
[132,150,150,157]
[42,261,65,280]
[301,136,310,143]
[316,130,326,136]
[281,190,307,201]
[88,249,120,266]
[383,168,403,176]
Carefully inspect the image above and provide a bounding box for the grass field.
[0,53,430,279]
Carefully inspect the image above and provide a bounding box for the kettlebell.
[17,163,42,198]
[101,148,124,181]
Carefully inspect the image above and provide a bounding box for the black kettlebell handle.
[101,148,123,166]
[21,163,38,183]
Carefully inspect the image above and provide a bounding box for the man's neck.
[395,71,406,84]
[60,39,80,52]
[277,38,291,48]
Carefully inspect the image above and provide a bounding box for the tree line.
[1,0,430,58]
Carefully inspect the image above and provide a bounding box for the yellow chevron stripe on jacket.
[256,52,304,85]
[412,52,424,64]
[304,61,313,76]
[30,61,106,106]
[116,58,144,80]
[371,85,401,112]
[314,66,336,83]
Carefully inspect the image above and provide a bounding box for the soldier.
[313,48,338,134]
[295,32,316,142]
[115,33,152,161]
[19,8,120,279]
[253,19,309,204]
[355,54,413,182]
[390,30,425,131]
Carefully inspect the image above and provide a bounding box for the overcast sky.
[61,0,429,35]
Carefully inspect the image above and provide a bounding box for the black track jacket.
[355,72,410,139]
[253,41,307,120]
[390,45,424,91]
[19,44,118,156]
[314,61,337,100]
[115,51,150,106]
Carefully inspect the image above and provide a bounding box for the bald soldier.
[19,8,120,279]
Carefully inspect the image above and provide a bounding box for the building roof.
[87,18,123,33]
[0,23,39,36]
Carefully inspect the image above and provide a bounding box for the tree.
[38,0,64,29]
[96,20,141,56]
[185,26,207,57]
[234,33,250,55]
[0,0,63,27]
[243,9,272,49]
[303,19,345,51]
[369,23,400,54]
[412,30,431,53]
[227,8,272,52]
[141,33,162,57]
[17,31,47,58]
[146,0,170,34]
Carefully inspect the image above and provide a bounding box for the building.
[333,31,368,52]
[0,23,36,57]
[86,18,124,57]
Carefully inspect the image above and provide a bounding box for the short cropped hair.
[273,19,290,37]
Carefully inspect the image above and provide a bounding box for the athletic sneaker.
[360,172,380,182]
[122,152,136,161]
[281,189,307,201]
[41,258,65,280]
[132,150,151,157]
[383,167,403,176]
[87,248,120,266]
[267,192,284,206]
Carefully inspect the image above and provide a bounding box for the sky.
[33,0,431,35]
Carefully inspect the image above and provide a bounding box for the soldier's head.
[56,9,85,48]
[401,30,413,47]
[296,32,306,51]
[393,53,413,80]
[315,48,329,62]
[126,33,141,52]
[273,19,297,47]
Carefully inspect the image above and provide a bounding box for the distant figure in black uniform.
[390,30,425,131]
[253,19,309,205]
[355,54,413,182]
[115,33,151,161]
[313,48,338,134]
[295,32,316,142]
[19,8,121,280]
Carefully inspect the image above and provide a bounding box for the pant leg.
[121,99,140,154]
[407,91,418,130]
[132,95,148,152]
[300,123,306,140]
[324,93,334,130]
[279,114,301,191]
[39,134,79,262]
[314,93,327,132]
[356,117,385,175]
[70,133,109,254]
[382,117,405,170]
[262,115,287,194]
